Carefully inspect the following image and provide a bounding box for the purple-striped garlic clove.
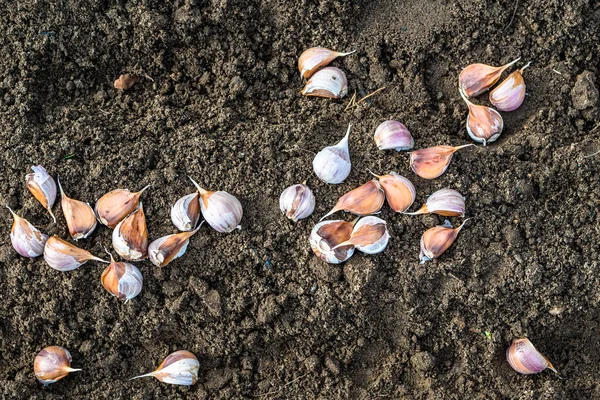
[320,179,385,221]
[369,171,416,213]
[148,223,203,267]
[490,62,531,112]
[130,350,200,386]
[506,338,558,375]
[58,178,97,240]
[460,90,503,146]
[280,183,315,222]
[298,47,355,79]
[373,120,415,151]
[190,178,242,233]
[333,216,389,254]
[410,145,474,179]
[101,252,143,302]
[43,236,108,271]
[95,185,150,229]
[7,206,48,258]
[34,346,81,386]
[171,192,201,232]
[25,165,57,223]
[419,219,469,263]
[112,203,148,261]
[459,57,520,98]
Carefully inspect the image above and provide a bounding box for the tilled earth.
[1,0,599,399]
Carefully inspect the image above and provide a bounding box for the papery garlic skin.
[26,166,57,223]
[189,178,242,233]
[171,193,200,231]
[148,223,202,267]
[407,188,465,217]
[95,185,149,229]
[34,346,81,386]
[459,58,520,98]
[489,62,531,112]
[321,179,385,221]
[101,255,143,302]
[302,67,348,99]
[7,207,48,258]
[309,220,356,264]
[112,204,148,261]
[280,184,315,222]
[58,178,97,240]
[313,124,352,184]
[374,120,415,151]
[410,144,473,179]
[298,47,355,79]
[336,216,389,254]
[130,350,200,386]
[371,171,416,213]
[507,338,557,375]
[43,236,108,271]
[419,220,468,263]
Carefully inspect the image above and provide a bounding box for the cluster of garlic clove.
[458,58,531,145]
[299,47,355,99]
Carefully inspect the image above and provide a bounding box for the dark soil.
[1,0,599,398]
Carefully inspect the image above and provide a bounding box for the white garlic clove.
[25,165,57,223]
[130,350,200,386]
[101,253,143,302]
[490,62,531,112]
[301,67,348,99]
[43,235,108,271]
[334,216,389,254]
[171,193,200,231]
[419,219,469,263]
[7,206,48,258]
[58,178,97,240]
[309,219,356,264]
[313,124,352,184]
[148,222,203,267]
[507,338,558,375]
[190,178,242,233]
[373,120,415,151]
[34,346,81,386]
[279,184,315,222]
[95,185,149,228]
[298,47,355,79]
[320,179,385,221]
[406,188,465,217]
[460,90,503,146]
[459,58,520,98]
[410,144,474,179]
[112,203,148,261]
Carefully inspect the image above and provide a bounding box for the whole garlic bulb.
[279,183,315,222]
[101,253,143,302]
[7,206,48,258]
[34,346,81,386]
[25,165,57,223]
[313,124,352,184]
[190,178,242,233]
[130,350,200,386]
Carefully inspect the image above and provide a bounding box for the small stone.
[229,76,248,97]
[324,356,341,375]
[189,276,209,297]
[411,351,435,372]
[503,226,524,248]
[204,289,223,317]
[571,71,598,110]
[257,295,281,324]
[304,355,321,372]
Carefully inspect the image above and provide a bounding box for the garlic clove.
[419,219,469,263]
[130,350,200,386]
[369,171,416,213]
[7,206,48,258]
[309,219,356,264]
[321,179,385,221]
[280,183,315,222]
[298,47,355,79]
[25,165,57,223]
[373,120,415,151]
[190,178,242,233]
[112,203,148,261]
[410,144,473,179]
[301,67,348,99]
[490,62,531,112]
[406,188,465,217]
[58,178,97,240]
[313,124,352,184]
[171,192,201,231]
[148,222,203,267]
[95,185,150,229]
[101,252,143,302]
[507,338,557,375]
[34,346,81,386]
[460,89,503,146]
[459,57,520,98]
[334,216,389,254]
[43,235,108,271]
